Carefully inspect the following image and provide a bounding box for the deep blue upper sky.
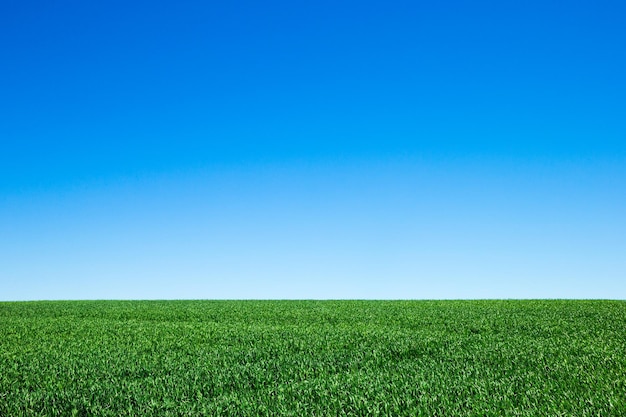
[1,1,625,300]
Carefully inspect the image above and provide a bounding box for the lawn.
[0,300,624,416]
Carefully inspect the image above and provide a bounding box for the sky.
[1,0,625,300]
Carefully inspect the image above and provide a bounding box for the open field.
[1,300,625,416]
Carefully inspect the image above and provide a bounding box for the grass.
[0,300,625,416]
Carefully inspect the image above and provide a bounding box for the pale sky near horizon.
[1,0,625,300]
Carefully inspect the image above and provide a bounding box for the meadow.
[0,300,624,416]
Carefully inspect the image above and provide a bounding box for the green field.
[1,300,624,416]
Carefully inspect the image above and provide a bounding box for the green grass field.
[1,300,624,416]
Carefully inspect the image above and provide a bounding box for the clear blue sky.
[1,0,625,300]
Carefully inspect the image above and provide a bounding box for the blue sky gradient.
[1,0,625,300]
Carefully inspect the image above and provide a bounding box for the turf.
[0,300,625,416]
